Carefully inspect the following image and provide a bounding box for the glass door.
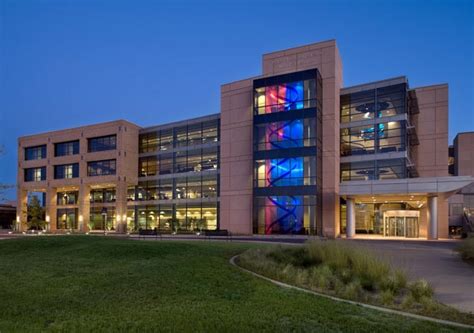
[405,217,419,238]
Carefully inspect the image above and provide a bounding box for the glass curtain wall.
[130,117,220,232]
[253,69,322,235]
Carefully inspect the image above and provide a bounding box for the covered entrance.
[383,210,419,238]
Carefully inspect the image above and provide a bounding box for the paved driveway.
[347,240,474,313]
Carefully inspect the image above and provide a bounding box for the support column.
[16,188,28,232]
[45,188,57,232]
[346,197,355,238]
[79,185,90,232]
[428,196,438,240]
[115,181,128,233]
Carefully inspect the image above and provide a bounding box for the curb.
[229,255,474,330]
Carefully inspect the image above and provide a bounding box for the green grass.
[457,236,474,264]
[238,241,474,326]
[0,236,468,332]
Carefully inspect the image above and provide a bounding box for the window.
[255,156,316,187]
[54,163,79,179]
[55,140,79,156]
[57,191,79,205]
[254,196,316,234]
[341,158,407,181]
[25,145,46,160]
[254,79,317,115]
[90,188,116,203]
[340,84,407,123]
[24,167,46,182]
[341,121,406,156]
[131,203,218,232]
[89,207,116,230]
[87,159,116,176]
[56,208,78,229]
[88,135,116,152]
[255,118,316,151]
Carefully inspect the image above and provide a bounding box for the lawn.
[0,236,467,332]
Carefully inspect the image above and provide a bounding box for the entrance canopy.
[340,176,474,197]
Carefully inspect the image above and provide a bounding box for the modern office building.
[16,40,473,239]
[448,132,474,235]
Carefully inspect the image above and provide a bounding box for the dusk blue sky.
[1,0,473,202]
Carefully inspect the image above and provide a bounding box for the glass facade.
[341,158,407,181]
[88,135,116,152]
[254,79,317,115]
[129,116,220,232]
[55,140,79,156]
[131,203,218,232]
[340,83,406,123]
[139,147,218,177]
[87,159,116,176]
[25,145,46,160]
[340,83,412,182]
[340,202,420,237]
[24,167,46,182]
[139,119,219,153]
[253,69,322,235]
[340,120,406,156]
[54,163,79,179]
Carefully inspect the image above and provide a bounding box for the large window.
[132,174,218,201]
[25,145,46,160]
[87,159,116,176]
[138,148,218,177]
[88,135,116,152]
[24,167,46,182]
[90,188,116,203]
[57,191,79,205]
[139,120,219,153]
[340,83,407,123]
[255,157,316,187]
[132,203,218,232]
[56,208,78,229]
[254,196,316,235]
[55,140,79,156]
[254,80,316,115]
[341,158,407,181]
[54,163,79,179]
[89,207,116,230]
[255,118,317,151]
[341,121,406,156]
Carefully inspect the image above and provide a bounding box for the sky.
[1,0,473,202]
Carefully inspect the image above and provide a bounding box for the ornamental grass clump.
[238,241,442,315]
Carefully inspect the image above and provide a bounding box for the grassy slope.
[0,237,466,332]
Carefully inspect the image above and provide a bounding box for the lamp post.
[101,207,107,236]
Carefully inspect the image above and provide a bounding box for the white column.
[428,196,438,240]
[346,198,355,238]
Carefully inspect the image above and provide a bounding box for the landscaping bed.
[238,241,474,326]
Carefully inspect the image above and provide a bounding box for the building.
[448,132,474,235]
[0,204,16,229]
[16,40,473,239]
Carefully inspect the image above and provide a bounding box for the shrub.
[457,237,474,262]
[380,289,395,305]
[408,279,433,302]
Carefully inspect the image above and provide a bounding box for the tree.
[27,196,46,230]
